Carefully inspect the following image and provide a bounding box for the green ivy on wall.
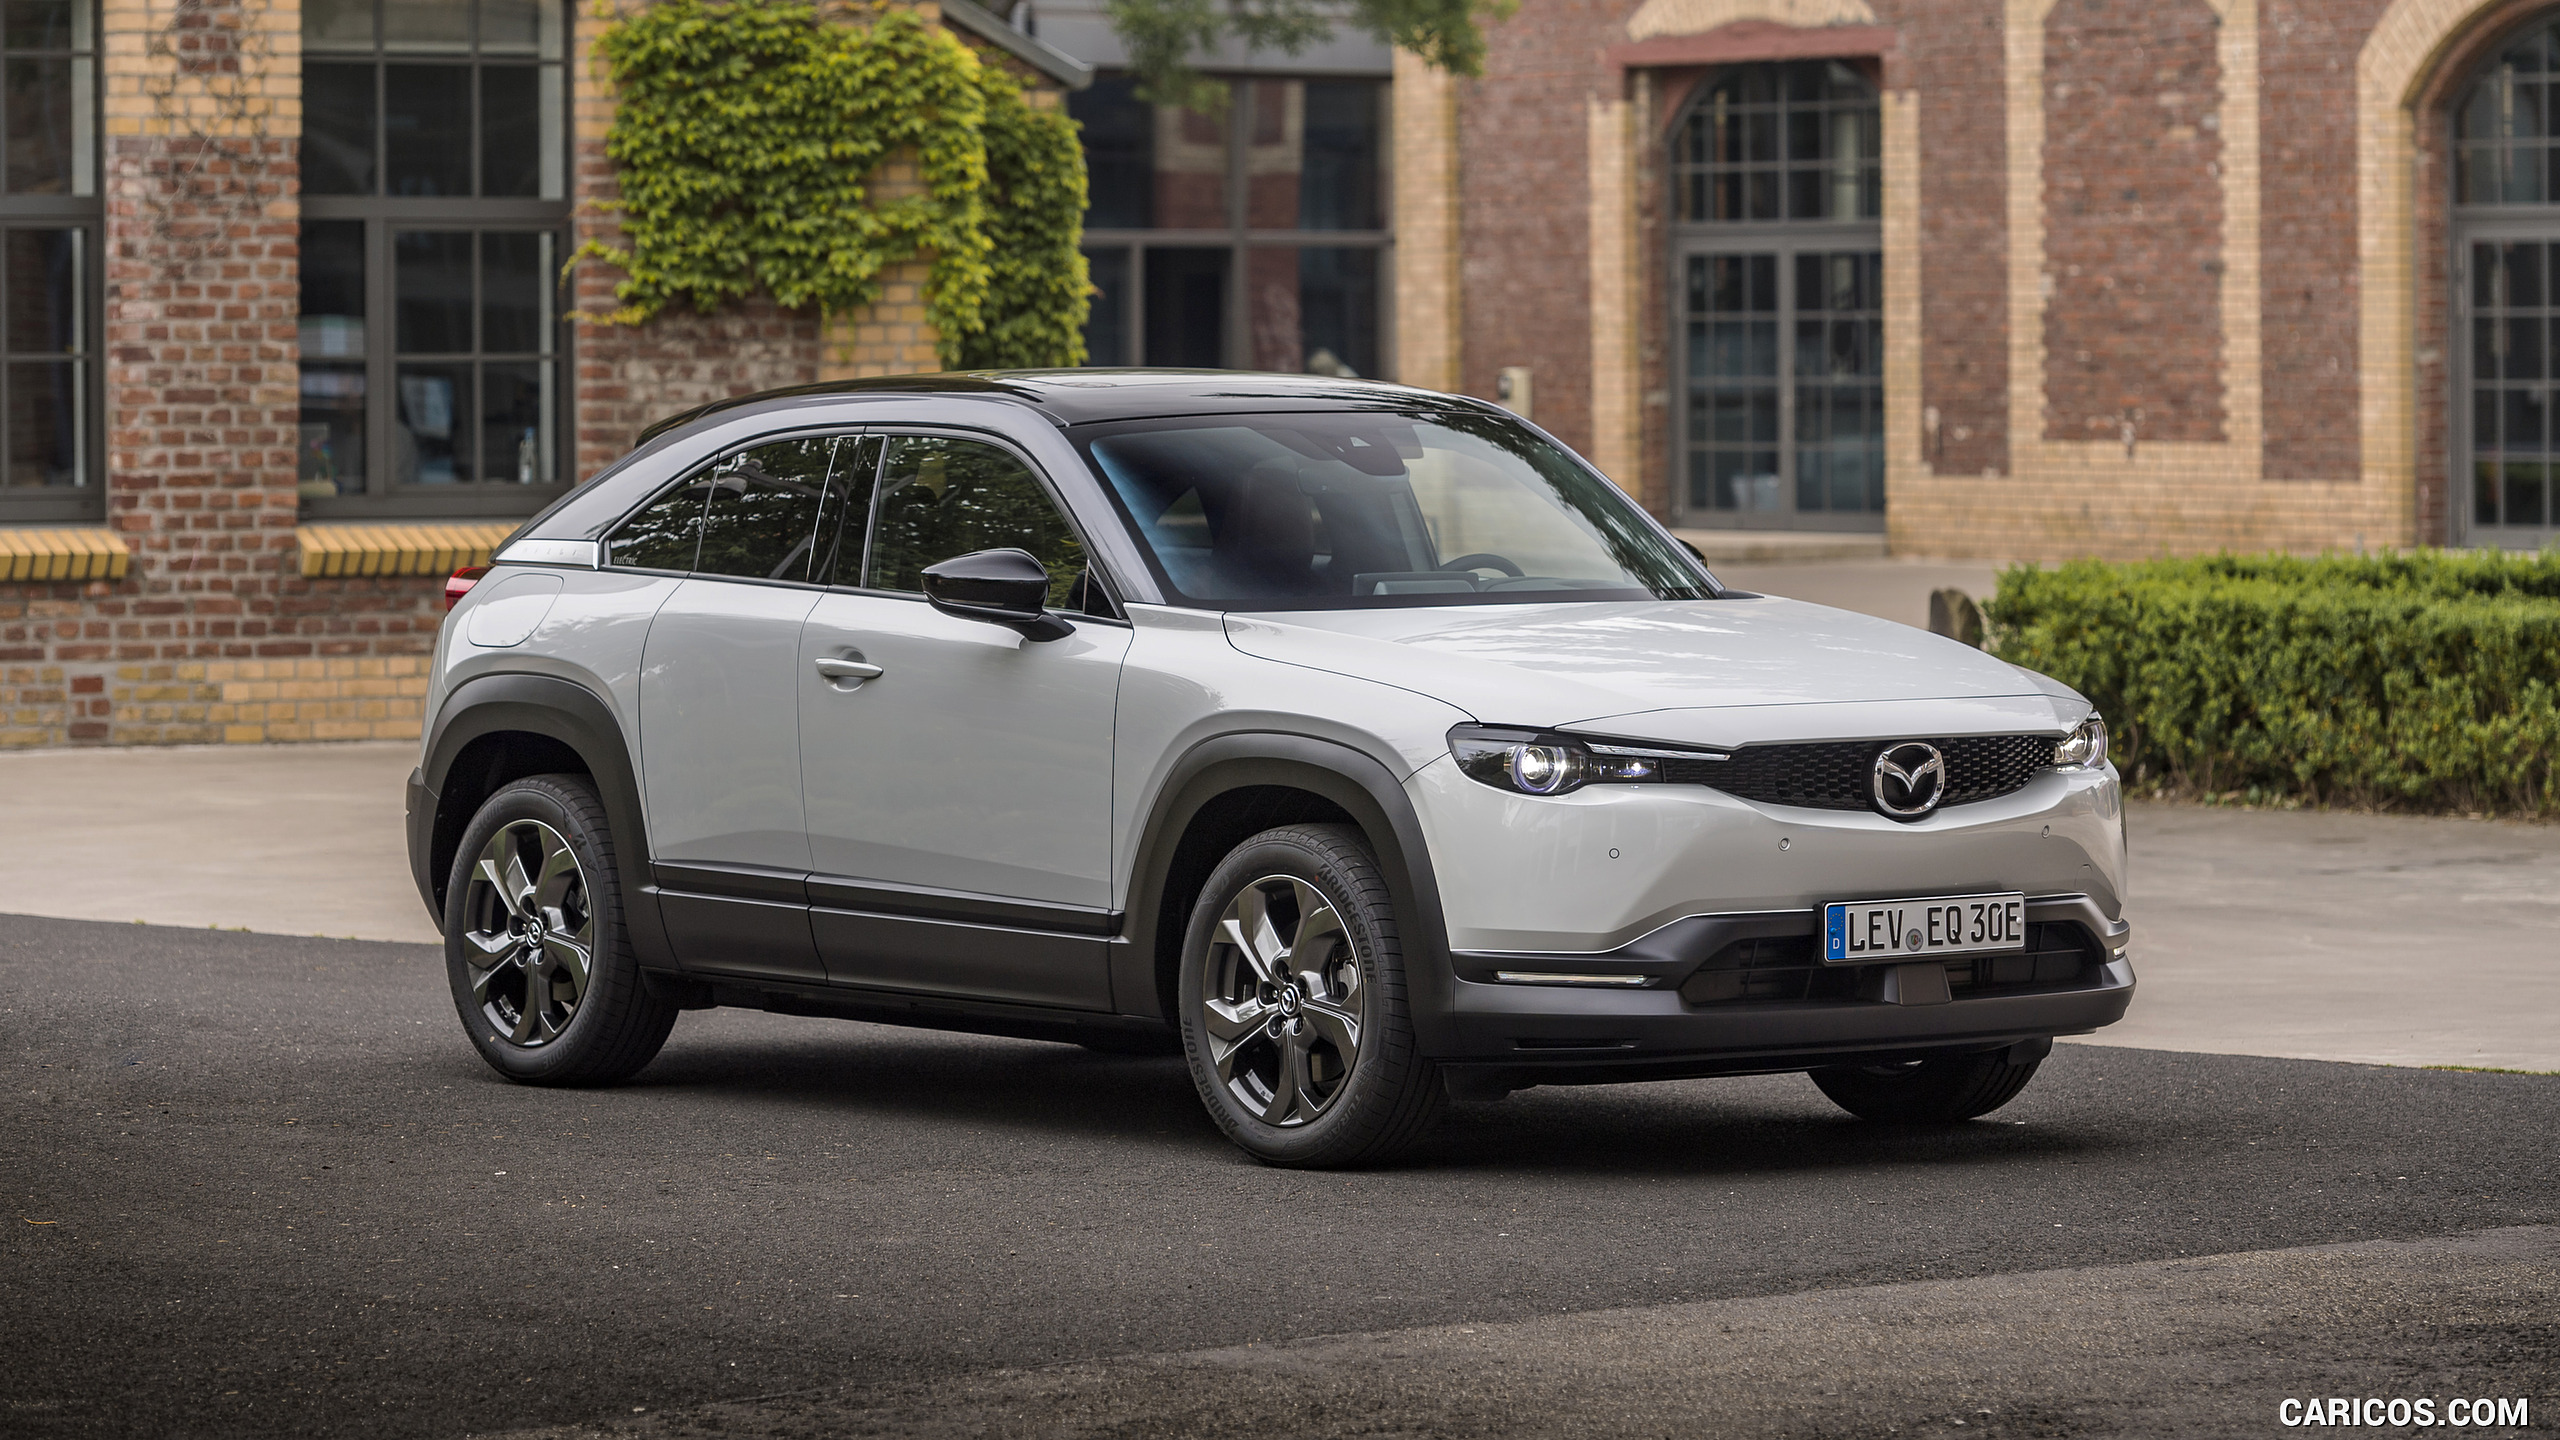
[585,0,1088,369]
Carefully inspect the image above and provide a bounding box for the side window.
[606,475,711,572]
[867,436,1088,607]
[693,436,844,583]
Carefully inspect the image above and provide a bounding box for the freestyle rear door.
[633,433,863,983]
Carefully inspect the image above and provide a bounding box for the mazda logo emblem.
[1871,742,1947,820]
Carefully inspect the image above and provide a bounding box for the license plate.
[1822,892,2026,964]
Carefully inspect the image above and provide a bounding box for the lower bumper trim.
[1429,958,2134,1068]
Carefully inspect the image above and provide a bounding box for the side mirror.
[920,548,1075,642]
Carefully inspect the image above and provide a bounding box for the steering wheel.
[1439,552,1525,577]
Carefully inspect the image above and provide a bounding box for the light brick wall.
[1391,48,1464,395]
[818,155,947,379]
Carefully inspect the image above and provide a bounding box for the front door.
[797,433,1130,1010]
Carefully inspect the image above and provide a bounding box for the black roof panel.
[632,369,1494,446]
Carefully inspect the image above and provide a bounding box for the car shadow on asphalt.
[620,1020,2123,1179]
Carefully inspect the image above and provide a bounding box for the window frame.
[850,427,1125,620]
[1,0,104,523]
[1667,63,1885,535]
[1076,70,1394,377]
[2449,15,2560,551]
[599,423,1128,620]
[297,0,575,521]
[602,427,877,587]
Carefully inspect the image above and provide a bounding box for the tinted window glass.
[867,437,1085,607]
[607,475,710,572]
[1082,410,1710,609]
[694,436,844,583]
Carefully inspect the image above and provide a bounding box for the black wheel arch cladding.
[1117,733,1454,1052]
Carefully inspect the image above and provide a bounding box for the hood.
[1223,596,2087,744]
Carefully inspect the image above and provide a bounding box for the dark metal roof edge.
[940,0,1096,89]
[630,370,1501,448]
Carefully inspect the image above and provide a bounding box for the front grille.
[1668,734,2055,813]
[1678,920,2100,1006]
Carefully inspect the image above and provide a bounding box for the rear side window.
[606,476,711,572]
[865,436,1087,607]
[608,433,881,580]
[694,436,847,583]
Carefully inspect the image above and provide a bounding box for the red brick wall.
[1456,0,1612,455]
[1459,0,2014,490]
[2260,0,2393,485]
[1897,0,2012,478]
[1,132,452,747]
[2040,0,2226,446]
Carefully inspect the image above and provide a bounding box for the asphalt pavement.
[4,913,2554,1438]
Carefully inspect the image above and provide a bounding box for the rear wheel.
[443,774,676,1085]
[1177,824,1443,1167]
[1809,1046,2044,1123]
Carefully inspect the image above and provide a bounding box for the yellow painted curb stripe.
[0,527,130,583]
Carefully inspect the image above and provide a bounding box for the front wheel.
[1177,824,1444,1167]
[1809,1045,2045,1123]
[442,773,676,1085]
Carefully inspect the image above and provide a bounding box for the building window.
[1072,75,1387,377]
[2454,15,2560,549]
[2,0,100,522]
[1671,62,1882,532]
[298,0,570,517]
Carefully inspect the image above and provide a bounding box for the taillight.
[444,565,490,611]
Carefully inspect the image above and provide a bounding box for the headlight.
[1448,725,1716,796]
[2054,715,2109,770]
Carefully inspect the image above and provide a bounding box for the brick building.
[1039,0,2560,558]
[0,0,1085,747]
[7,0,2557,749]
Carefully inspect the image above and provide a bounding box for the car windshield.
[1079,409,1713,609]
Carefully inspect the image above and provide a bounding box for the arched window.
[1672,62,1882,530]
[2455,15,2560,546]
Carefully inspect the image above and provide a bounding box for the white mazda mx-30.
[412,371,2130,1166]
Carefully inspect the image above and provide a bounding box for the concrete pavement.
[0,740,433,943]
[2089,803,2560,1071]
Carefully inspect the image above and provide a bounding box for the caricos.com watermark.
[2279,1398,2532,1429]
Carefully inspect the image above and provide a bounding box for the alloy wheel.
[1200,875,1364,1127]
[459,819,594,1048]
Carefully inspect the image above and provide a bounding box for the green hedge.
[1986,552,2560,814]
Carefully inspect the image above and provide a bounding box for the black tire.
[442,773,677,1086]
[1177,823,1444,1167]
[1809,1048,2043,1123]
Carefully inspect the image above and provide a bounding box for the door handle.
[814,656,884,684]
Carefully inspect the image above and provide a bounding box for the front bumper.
[1430,894,2132,1077]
